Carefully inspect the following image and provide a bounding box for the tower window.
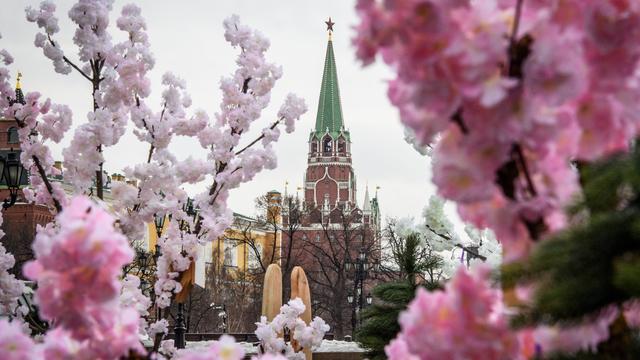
[323,136,332,154]
[337,138,346,153]
[310,141,318,153]
[7,127,18,144]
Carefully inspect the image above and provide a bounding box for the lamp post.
[2,152,25,210]
[346,247,377,338]
[151,213,165,328]
[180,197,200,233]
[174,303,187,349]
[172,198,202,349]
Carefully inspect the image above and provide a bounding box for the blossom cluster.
[22,196,143,358]
[111,69,209,240]
[0,34,68,211]
[385,266,520,359]
[174,335,245,360]
[153,223,199,308]
[0,206,24,319]
[172,335,290,360]
[513,300,640,357]
[17,0,306,322]
[1,0,305,356]
[255,298,330,359]
[120,274,152,337]
[191,14,307,244]
[0,241,25,318]
[354,0,640,261]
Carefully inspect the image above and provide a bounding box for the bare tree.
[205,258,262,332]
[279,195,306,298]
[236,194,306,300]
[300,205,379,339]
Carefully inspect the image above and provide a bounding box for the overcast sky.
[2,0,439,221]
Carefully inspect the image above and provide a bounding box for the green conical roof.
[314,38,347,139]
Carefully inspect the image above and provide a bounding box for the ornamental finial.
[325,17,335,40]
[16,71,22,90]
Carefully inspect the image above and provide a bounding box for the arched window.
[337,138,346,154]
[7,127,18,144]
[310,140,318,154]
[323,136,332,155]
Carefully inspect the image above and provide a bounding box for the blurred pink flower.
[0,319,39,360]
[388,266,520,359]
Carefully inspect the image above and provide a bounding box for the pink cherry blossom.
[0,319,40,360]
[385,337,420,360]
[387,266,520,360]
[23,196,143,358]
[522,306,620,356]
[175,335,245,360]
[0,232,25,317]
[3,4,307,358]
[354,0,640,264]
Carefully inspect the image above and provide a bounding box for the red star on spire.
[325,17,335,32]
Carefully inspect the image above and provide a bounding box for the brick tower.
[1,74,54,278]
[277,21,382,337]
[304,25,359,217]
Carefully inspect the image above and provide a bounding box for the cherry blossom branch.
[451,108,468,134]
[31,154,63,213]
[513,144,537,197]
[13,116,63,213]
[235,118,282,156]
[63,56,91,81]
[89,57,107,199]
[510,0,525,45]
[146,145,155,164]
[46,35,91,82]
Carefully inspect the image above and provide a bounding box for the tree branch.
[235,118,282,156]
[32,155,63,213]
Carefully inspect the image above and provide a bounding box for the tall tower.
[304,19,357,212]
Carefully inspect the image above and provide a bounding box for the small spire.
[363,184,371,213]
[16,71,22,90]
[11,71,25,106]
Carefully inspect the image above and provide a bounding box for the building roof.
[314,35,348,140]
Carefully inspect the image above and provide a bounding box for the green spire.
[314,36,346,139]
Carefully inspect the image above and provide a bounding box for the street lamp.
[154,213,165,256]
[345,246,377,338]
[154,213,166,238]
[2,152,25,210]
[178,198,201,233]
[174,303,187,349]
